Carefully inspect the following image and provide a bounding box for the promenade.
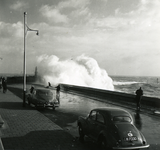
[0,89,87,150]
[0,87,160,150]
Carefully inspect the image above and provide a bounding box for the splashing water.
[36,54,114,91]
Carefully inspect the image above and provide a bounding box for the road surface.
[40,91,160,150]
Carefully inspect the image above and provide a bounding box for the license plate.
[123,136,137,141]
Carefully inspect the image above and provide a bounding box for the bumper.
[54,103,60,107]
[45,103,60,108]
[36,102,60,108]
[113,144,150,150]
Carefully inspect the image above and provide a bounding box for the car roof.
[93,107,131,118]
[35,88,53,92]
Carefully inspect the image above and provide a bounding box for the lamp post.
[23,12,39,107]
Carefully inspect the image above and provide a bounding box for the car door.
[94,111,106,139]
[87,110,97,139]
[31,90,37,105]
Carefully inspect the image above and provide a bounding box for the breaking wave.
[36,54,114,91]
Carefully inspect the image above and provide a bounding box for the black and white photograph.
[0,0,160,150]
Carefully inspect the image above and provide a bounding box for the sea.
[111,76,160,99]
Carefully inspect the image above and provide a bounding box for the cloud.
[84,0,160,33]
[57,0,90,9]
[40,5,69,23]
[70,7,91,19]
[10,1,28,11]
[40,0,91,24]
[0,21,23,38]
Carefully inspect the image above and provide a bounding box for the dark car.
[77,107,149,150]
[27,88,60,110]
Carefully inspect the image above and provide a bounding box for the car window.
[96,112,105,124]
[32,90,36,95]
[113,116,131,122]
[89,111,96,121]
[37,90,53,96]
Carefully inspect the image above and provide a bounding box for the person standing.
[135,87,143,111]
[56,84,60,104]
[2,77,7,93]
[0,77,2,91]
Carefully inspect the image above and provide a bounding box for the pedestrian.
[2,77,7,93]
[48,82,52,87]
[0,77,2,91]
[30,85,34,93]
[135,87,143,111]
[56,84,60,104]
[56,84,60,94]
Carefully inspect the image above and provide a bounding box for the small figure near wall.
[135,87,143,111]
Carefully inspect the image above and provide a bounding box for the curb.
[0,115,4,150]
[0,115,4,128]
[0,138,4,150]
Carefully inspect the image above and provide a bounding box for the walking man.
[135,87,143,111]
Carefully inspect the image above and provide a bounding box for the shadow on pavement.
[1,86,34,110]
[1,130,97,150]
[7,86,23,100]
[0,102,34,110]
[134,110,143,131]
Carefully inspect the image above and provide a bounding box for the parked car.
[77,107,150,150]
[27,87,60,110]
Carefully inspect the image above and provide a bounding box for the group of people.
[0,77,7,93]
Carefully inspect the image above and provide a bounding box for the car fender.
[97,130,106,141]
[139,131,148,144]
[77,116,89,134]
[27,94,31,101]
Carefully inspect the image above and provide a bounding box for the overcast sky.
[0,0,160,76]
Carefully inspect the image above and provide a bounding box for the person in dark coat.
[56,85,60,95]
[56,84,60,104]
[2,77,7,93]
[135,87,143,111]
[30,85,34,93]
[46,82,52,88]
[0,77,2,91]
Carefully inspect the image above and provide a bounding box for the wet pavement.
[0,85,160,150]
[50,91,160,150]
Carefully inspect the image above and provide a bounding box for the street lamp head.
[36,31,39,36]
[24,12,27,15]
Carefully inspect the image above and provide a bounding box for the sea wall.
[6,76,160,109]
[7,76,36,84]
[60,83,160,109]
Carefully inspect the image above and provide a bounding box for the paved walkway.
[0,87,160,150]
[0,90,86,150]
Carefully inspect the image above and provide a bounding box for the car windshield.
[113,116,131,123]
[36,90,53,97]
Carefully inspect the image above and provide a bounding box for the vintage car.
[27,87,60,110]
[77,107,150,150]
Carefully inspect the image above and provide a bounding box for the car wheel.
[35,104,38,110]
[28,99,31,105]
[98,137,108,150]
[78,125,84,142]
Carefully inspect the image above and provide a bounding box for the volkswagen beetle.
[77,107,149,150]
